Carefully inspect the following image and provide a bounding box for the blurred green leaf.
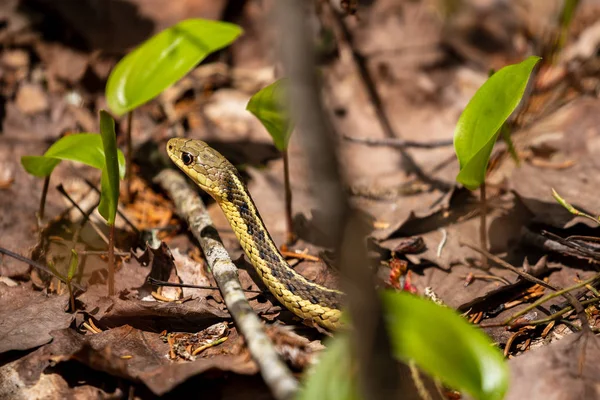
[98,111,120,225]
[454,56,540,190]
[298,333,360,400]
[247,78,294,151]
[382,291,509,400]
[21,133,125,178]
[106,19,242,116]
[558,0,580,51]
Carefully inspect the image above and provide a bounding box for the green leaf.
[298,334,360,400]
[454,56,540,190]
[551,188,578,214]
[21,133,126,178]
[106,19,242,116]
[247,78,294,151]
[97,111,120,225]
[68,249,79,281]
[382,291,508,400]
[552,188,600,225]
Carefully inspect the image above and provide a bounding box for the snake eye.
[181,152,194,166]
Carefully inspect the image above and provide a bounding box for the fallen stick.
[155,169,298,400]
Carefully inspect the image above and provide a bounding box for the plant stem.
[67,280,75,311]
[125,111,133,204]
[38,175,50,220]
[282,148,296,245]
[480,181,488,268]
[107,223,115,296]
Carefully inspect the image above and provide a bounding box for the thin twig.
[521,227,600,261]
[462,241,558,291]
[79,250,130,257]
[57,184,109,245]
[461,241,591,332]
[503,298,600,329]
[148,277,263,293]
[155,169,298,400]
[502,273,600,325]
[343,134,453,149]
[541,230,600,261]
[0,247,84,291]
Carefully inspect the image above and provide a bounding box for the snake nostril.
[168,144,173,151]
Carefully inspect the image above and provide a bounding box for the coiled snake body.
[167,138,344,330]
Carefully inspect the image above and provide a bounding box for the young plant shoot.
[454,56,540,266]
[247,78,296,245]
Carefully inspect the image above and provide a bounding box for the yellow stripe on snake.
[167,138,344,330]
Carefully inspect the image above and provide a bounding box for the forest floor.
[2,0,600,398]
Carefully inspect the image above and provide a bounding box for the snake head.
[166,138,235,201]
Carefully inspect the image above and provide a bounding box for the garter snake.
[167,138,344,330]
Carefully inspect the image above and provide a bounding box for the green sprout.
[247,78,297,245]
[21,111,125,296]
[454,56,540,266]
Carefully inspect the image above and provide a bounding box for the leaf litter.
[2,0,600,398]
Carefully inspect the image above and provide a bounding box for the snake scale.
[167,138,344,330]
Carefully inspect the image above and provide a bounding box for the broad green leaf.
[247,78,293,151]
[98,111,120,225]
[106,19,242,115]
[382,291,508,400]
[21,133,126,178]
[298,334,360,400]
[454,56,540,190]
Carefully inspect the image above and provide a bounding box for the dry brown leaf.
[0,285,73,353]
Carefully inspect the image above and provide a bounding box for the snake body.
[167,138,344,330]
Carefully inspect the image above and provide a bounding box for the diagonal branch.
[155,169,298,400]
